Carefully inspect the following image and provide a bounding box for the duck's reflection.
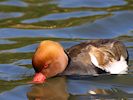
[88,88,133,99]
[27,75,133,100]
[69,88,133,100]
[27,77,69,100]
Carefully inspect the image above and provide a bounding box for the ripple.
[0,0,28,7]
[54,0,126,8]
[22,11,107,23]
[12,59,31,66]
[67,75,133,95]
[0,64,34,81]
[0,28,72,38]
[0,44,38,53]
[65,11,133,38]
[128,48,133,59]
[0,39,16,44]
[0,85,31,100]
[0,12,23,20]
[1,11,132,39]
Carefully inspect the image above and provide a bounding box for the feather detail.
[89,52,128,74]
[88,41,128,74]
[104,56,128,74]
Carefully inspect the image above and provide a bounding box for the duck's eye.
[44,64,48,68]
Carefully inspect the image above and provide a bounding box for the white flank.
[89,53,128,74]
[89,53,104,70]
[89,53,99,67]
[104,56,128,74]
[88,90,97,94]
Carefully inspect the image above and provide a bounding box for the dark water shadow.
[27,77,69,100]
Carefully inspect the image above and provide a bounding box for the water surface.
[0,0,133,100]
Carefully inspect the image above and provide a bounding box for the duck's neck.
[64,51,70,67]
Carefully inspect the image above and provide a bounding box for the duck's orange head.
[32,40,68,83]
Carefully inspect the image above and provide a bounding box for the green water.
[0,0,133,100]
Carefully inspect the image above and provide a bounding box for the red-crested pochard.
[32,39,128,83]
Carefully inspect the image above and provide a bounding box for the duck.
[32,39,128,83]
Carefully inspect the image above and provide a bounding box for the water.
[0,0,133,100]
